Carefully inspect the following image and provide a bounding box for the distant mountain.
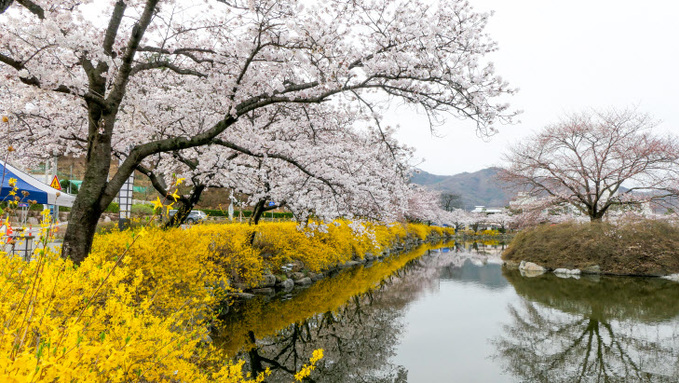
[411,167,513,209]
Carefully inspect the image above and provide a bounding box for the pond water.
[217,242,679,382]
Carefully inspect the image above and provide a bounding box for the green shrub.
[131,203,154,216]
[105,202,120,213]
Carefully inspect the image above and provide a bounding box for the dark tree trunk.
[0,0,12,13]
[249,199,266,226]
[248,199,282,244]
[165,184,205,228]
[62,114,117,265]
[248,199,266,245]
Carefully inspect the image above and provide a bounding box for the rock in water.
[260,274,276,287]
[280,278,294,292]
[582,265,602,274]
[519,261,546,277]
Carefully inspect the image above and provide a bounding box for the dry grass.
[502,220,679,276]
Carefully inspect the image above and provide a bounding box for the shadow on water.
[217,241,679,382]
[216,242,498,382]
[495,271,679,382]
[216,243,441,382]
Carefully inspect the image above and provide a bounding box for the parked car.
[168,209,207,224]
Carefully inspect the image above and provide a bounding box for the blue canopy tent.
[0,161,76,207]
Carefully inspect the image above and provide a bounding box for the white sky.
[391,0,679,176]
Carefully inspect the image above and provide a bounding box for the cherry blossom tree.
[0,0,516,263]
[500,109,679,222]
[405,187,453,224]
[448,208,471,231]
[440,192,463,211]
[138,102,414,226]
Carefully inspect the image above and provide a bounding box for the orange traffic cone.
[6,225,13,244]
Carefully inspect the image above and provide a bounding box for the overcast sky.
[391,0,679,176]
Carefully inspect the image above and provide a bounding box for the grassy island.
[502,220,679,276]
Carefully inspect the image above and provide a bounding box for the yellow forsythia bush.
[0,219,448,382]
[0,229,264,382]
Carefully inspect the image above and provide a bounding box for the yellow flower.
[294,349,324,381]
[137,227,148,238]
[175,177,186,185]
[8,190,15,196]
[8,177,17,187]
[151,197,164,211]
[1,115,8,123]
[169,190,181,202]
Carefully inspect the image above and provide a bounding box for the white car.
[168,209,207,224]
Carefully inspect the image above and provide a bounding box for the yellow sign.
[50,175,62,190]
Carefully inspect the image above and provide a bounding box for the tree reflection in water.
[495,271,679,382]
[245,293,407,383]
[217,243,497,382]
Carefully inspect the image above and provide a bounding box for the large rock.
[231,282,248,291]
[290,272,306,281]
[279,278,294,291]
[554,268,581,276]
[554,268,581,280]
[503,260,521,270]
[519,261,546,277]
[352,256,366,264]
[310,273,324,282]
[295,277,312,286]
[582,265,602,274]
[662,274,679,282]
[339,261,360,269]
[519,261,546,272]
[259,274,276,288]
[27,217,39,226]
[251,287,274,295]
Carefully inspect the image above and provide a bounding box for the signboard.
[268,201,276,207]
[50,175,62,191]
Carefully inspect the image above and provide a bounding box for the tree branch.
[103,1,128,57]
[15,0,43,19]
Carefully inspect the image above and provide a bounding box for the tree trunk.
[165,184,205,228]
[248,199,266,245]
[249,199,266,226]
[0,0,13,13]
[61,115,116,264]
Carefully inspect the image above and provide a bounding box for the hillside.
[411,167,513,209]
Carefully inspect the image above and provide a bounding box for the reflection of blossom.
[494,274,679,382]
[221,244,510,382]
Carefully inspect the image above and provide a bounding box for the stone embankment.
[232,234,449,299]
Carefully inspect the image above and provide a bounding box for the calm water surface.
[218,242,679,382]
